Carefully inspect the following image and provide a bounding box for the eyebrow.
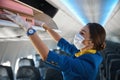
[81,29,86,33]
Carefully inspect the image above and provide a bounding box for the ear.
[82,41,94,50]
[83,39,91,45]
[102,42,106,49]
[88,40,93,44]
[87,40,94,49]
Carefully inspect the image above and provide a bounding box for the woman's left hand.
[1,9,31,31]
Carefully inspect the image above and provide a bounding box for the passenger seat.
[45,68,63,80]
[0,65,14,80]
[16,66,41,80]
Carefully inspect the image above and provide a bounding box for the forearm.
[28,32,49,61]
[27,24,61,61]
[43,24,62,42]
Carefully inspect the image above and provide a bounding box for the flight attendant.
[1,10,106,80]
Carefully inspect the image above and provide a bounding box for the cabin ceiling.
[0,0,120,43]
[46,0,120,42]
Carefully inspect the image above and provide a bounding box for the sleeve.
[45,51,71,71]
[57,38,79,55]
[45,50,85,74]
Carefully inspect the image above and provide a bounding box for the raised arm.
[35,20,79,55]
[35,20,62,42]
[28,32,49,60]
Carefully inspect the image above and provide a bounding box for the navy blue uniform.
[46,38,103,80]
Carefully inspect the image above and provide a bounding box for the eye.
[80,31,84,36]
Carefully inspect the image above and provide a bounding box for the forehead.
[78,25,91,39]
[80,25,89,33]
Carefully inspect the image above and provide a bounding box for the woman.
[1,10,106,80]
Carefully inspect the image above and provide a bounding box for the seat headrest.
[19,58,35,67]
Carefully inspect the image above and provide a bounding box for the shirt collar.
[75,49,96,57]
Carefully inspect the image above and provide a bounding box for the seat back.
[0,65,13,80]
[115,69,120,80]
[109,59,120,80]
[16,66,41,80]
[105,54,120,77]
[45,68,63,80]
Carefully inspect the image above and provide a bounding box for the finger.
[16,13,23,19]
[6,15,16,22]
[17,13,20,16]
[0,14,8,19]
[0,14,14,22]
[6,15,22,26]
[3,9,15,16]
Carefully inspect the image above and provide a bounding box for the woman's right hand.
[34,20,49,31]
[34,20,45,27]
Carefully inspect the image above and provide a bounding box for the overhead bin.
[0,0,34,25]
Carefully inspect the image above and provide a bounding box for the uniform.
[45,38,103,80]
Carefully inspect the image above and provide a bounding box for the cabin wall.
[0,39,57,71]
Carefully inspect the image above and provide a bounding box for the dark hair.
[87,23,106,51]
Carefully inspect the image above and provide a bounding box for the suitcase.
[0,0,34,25]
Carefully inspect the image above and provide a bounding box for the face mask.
[73,33,85,50]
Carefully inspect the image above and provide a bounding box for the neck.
[81,44,94,52]
[81,48,93,52]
